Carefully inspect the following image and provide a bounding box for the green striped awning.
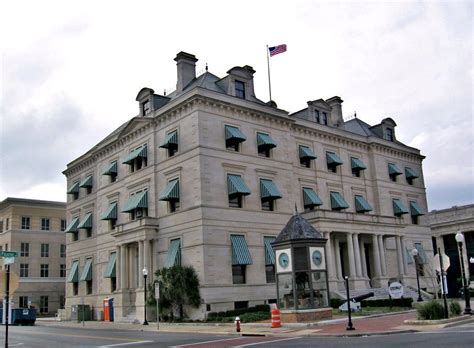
[102,161,118,176]
[159,131,178,149]
[303,188,323,207]
[67,181,80,194]
[351,158,367,170]
[77,213,92,229]
[260,179,282,200]
[225,125,247,143]
[80,258,93,281]
[123,145,147,164]
[65,217,79,233]
[67,260,79,283]
[256,133,277,149]
[330,192,349,210]
[79,175,93,188]
[392,198,409,216]
[326,152,343,166]
[405,167,419,179]
[104,253,117,278]
[164,239,181,268]
[101,202,118,220]
[409,201,424,216]
[264,237,275,265]
[231,235,253,265]
[122,191,148,212]
[299,145,316,160]
[388,163,403,176]
[354,195,373,213]
[159,180,179,201]
[228,175,251,196]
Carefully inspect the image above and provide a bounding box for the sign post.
[0,251,18,348]
[438,248,449,319]
[155,282,160,330]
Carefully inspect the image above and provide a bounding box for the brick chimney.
[174,51,198,93]
[326,96,344,127]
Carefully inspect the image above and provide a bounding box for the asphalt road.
[0,322,472,348]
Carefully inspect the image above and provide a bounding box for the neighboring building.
[429,204,474,296]
[63,51,432,321]
[0,198,67,315]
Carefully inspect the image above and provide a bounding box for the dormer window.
[235,80,245,99]
[142,100,151,115]
[315,110,320,123]
[322,112,328,125]
[385,128,393,142]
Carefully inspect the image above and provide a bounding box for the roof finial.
[164,89,166,96]
[354,111,357,118]
[294,203,298,215]
[205,63,208,72]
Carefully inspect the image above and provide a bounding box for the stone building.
[429,204,474,296]
[0,197,66,315]
[63,51,432,321]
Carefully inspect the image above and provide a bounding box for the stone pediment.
[118,117,153,138]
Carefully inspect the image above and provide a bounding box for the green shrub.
[330,298,343,308]
[240,311,271,323]
[206,304,270,321]
[449,301,462,316]
[417,300,445,320]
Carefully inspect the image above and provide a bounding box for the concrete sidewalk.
[34,310,474,337]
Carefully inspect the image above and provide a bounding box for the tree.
[149,265,201,320]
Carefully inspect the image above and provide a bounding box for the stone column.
[378,235,387,276]
[324,232,336,280]
[401,236,408,275]
[120,244,127,289]
[116,245,121,290]
[360,241,368,277]
[334,238,342,280]
[144,239,150,270]
[372,234,382,277]
[138,240,144,288]
[353,233,362,277]
[346,233,357,277]
[396,236,405,277]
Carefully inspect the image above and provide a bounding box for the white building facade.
[63,52,433,321]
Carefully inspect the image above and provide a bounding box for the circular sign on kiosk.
[388,281,404,299]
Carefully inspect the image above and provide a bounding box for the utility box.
[103,298,114,322]
[11,308,36,325]
[71,305,91,322]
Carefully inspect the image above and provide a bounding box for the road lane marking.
[5,329,143,343]
[97,341,153,347]
[171,337,243,347]
[234,337,302,347]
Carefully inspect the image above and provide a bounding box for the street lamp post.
[411,248,423,302]
[143,267,149,325]
[455,232,472,315]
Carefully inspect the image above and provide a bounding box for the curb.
[404,314,474,326]
[308,329,419,337]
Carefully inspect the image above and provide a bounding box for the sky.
[0,0,472,211]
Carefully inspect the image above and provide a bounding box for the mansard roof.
[274,213,323,243]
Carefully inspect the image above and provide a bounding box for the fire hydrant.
[234,316,241,333]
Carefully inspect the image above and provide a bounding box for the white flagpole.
[266,45,272,101]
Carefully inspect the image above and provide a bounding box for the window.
[123,145,147,173]
[299,145,316,168]
[41,244,49,257]
[315,110,320,123]
[40,264,49,278]
[73,283,78,296]
[322,112,328,125]
[266,265,276,283]
[170,200,180,213]
[229,195,243,208]
[111,277,117,292]
[232,265,246,284]
[20,242,29,257]
[59,295,65,309]
[160,131,178,157]
[0,221,4,232]
[261,200,274,211]
[159,180,180,213]
[19,296,28,308]
[67,181,80,200]
[234,301,249,310]
[409,201,424,225]
[225,125,246,152]
[351,157,367,177]
[61,219,67,231]
[260,179,282,211]
[142,99,151,115]
[256,133,276,158]
[20,264,29,277]
[80,175,93,195]
[60,264,66,277]
[40,296,49,314]
[326,152,343,173]
[302,187,323,212]
[385,128,393,141]
[78,213,93,238]
[330,192,349,211]
[227,174,251,208]
[73,231,79,242]
[41,218,50,231]
[405,167,418,185]
[124,191,148,220]
[388,163,402,182]
[235,80,245,99]
[5,218,9,230]
[354,195,373,213]
[392,198,409,217]
[87,280,93,295]
[60,244,66,258]
[103,161,118,183]
[21,217,30,230]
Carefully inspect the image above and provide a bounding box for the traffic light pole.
[5,264,10,348]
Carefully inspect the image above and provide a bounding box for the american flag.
[269,44,287,57]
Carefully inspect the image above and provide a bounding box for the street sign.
[3,257,14,265]
[0,270,19,296]
[432,253,450,272]
[388,281,404,299]
[0,251,18,258]
[155,283,160,299]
